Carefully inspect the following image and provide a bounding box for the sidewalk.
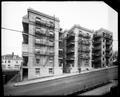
[14,72,80,86]
[13,66,117,87]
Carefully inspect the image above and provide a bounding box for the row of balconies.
[78,48,90,53]
[92,46,101,51]
[67,48,74,53]
[35,39,54,46]
[78,40,90,45]
[106,47,112,52]
[79,33,91,39]
[92,57,101,63]
[92,52,101,57]
[67,40,75,46]
[35,49,54,56]
[105,34,112,39]
[78,55,90,59]
[35,18,55,29]
[35,28,54,37]
[106,52,112,58]
[93,39,101,45]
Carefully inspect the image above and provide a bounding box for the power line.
[1,27,119,42]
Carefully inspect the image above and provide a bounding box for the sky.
[2,1,118,57]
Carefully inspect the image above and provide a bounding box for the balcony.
[78,48,90,53]
[93,52,101,57]
[106,53,112,58]
[79,40,90,46]
[83,34,91,39]
[93,40,101,45]
[67,41,75,46]
[106,47,112,52]
[67,48,74,53]
[35,28,46,35]
[35,49,54,56]
[66,57,74,60]
[105,34,112,39]
[79,55,90,59]
[79,33,83,37]
[93,58,101,63]
[106,40,112,45]
[93,46,101,51]
[22,43,28,53]
[67,33,75,39]
[35,18,47,26]
[93,34,102,39]
[35,39,54,47]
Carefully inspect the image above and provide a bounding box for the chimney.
[12,52,14,56]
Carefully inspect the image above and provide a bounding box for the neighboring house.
[2,52,22,71]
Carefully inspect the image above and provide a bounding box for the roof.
[68,24,93,33]
[28,8,60,22]
[96,28,113,35]
[2,54,22,60]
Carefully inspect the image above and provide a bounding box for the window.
[8,64,11,68]
[36,58,40,64]
[15,65,19,68]
[103,58,104,61]
[8,60,10,63]
[16,61,18,63]
[35,68,40,75]
[49,68,53,74]
[5,61,6,63]
[103,51,104,55]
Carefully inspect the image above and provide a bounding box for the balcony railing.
[106,41,112,45]
[105,34,112,39]
[66,57,75,60]
[93,46,101,51]
[35,39,54,46]
[82,34,91,39]
[67,48,74,53]
[35,28,55,38]
[67,41,75,46]
[79,55,90,59]
[35,18,55,29]
[79,40,90,45]
[78,48,90,53]
[93,52,101,57]
[93,58,101,63]
[106,53,112,58]
[35,49,54,56]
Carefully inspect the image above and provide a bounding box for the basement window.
[49,68,53,74]
[35,68,40,75]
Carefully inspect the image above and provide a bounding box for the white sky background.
[2,1,118,57]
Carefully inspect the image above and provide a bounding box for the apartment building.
[62,30,68,73]
[59,28,64,68]
[92,28,113,68]
[65,25,93,73]
[21,8,62,80]
[2,52,22,71]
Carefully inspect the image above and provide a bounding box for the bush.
[2,70,19,84]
